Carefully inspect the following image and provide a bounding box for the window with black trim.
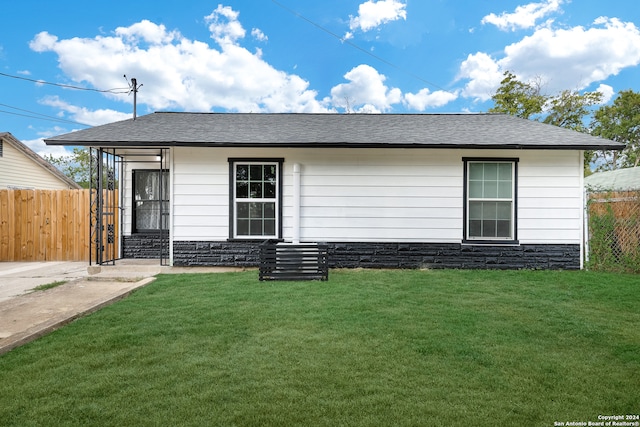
[464,158,518,242]
[0,140,3,157]
[133,169,169,233]
[229,159,282,239]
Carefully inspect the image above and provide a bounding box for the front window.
[133,170,169,233]
[464,159,517,241]
[230,160,282,239]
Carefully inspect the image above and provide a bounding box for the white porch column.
[292,163,301,244]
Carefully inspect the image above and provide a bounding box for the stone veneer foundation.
[166,241,580,270]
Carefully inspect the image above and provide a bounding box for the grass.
[0,269,638,426]
[29,280,67,292]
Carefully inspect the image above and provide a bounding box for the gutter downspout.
[580,150,586,270]
[292,163,301,244]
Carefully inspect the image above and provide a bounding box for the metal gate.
[89,148,170,266]
[89,148,122,265]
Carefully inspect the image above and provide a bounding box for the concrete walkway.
[0,261,246,355]
[0,261,89,303]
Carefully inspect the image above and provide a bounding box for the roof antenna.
[124,75,143,120]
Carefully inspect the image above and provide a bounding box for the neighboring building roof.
[0,132,81,189]
[45,112,624,151]
[585,167,640,191]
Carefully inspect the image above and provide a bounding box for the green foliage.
[591,89,640,170]
[45,147,91,188]
[1,270,638,426]
[489,71,604,171]
[488,71,546,119]
[543,89,603,132]
[45,147,118,189]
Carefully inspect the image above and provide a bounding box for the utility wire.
[0,103,90,127]
[270,0,449,92]
[0,72,130,94]
[0,102,85,123]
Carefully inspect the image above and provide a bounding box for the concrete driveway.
[0,261,89,303]
[0,260,247,355]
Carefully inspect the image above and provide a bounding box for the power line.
[0,103,90,127]
[270,0,449,92]
[0,72,130,94]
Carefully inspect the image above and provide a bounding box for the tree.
[488,71,547,119]
[45,147,92,188]
[489,71,603,173]
[591,90,640,170]
[544,90,603,174]
[543,90,602,132]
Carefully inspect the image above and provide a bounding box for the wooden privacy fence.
[0,189,118,262]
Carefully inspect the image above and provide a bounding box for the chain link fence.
[586,190,640,273]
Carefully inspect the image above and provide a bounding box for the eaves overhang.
[44,140,625,151]
[43,112,626,152]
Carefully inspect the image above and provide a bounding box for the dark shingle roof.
[45,112,624,150]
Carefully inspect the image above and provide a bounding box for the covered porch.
[89,147,170,266]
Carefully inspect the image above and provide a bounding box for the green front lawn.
[1,269,638,426]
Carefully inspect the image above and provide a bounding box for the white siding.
[517,150,582,244]
[288,149,462,243]
[0,142,74,189]
[164,147,583,245]
[172,148,230,240]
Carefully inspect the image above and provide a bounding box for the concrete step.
[87,263,248,279]
[87,264,167,279]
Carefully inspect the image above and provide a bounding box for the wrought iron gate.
[89,148,170,265]
[89,148,122,265]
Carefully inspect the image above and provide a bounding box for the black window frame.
[228,158,284,241]
[132,169,169,234]
[463,157,519,244]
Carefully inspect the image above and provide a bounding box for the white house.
[45,113,624,269]
[0,132,80,190]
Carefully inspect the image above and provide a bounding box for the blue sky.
[1,0,639,157]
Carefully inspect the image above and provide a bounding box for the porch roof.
[45,112,624,151]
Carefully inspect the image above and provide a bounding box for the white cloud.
[29,32,58,52]
[457,52,503,101]
[348,0,407,35]
[115,20,180,44]
[482,0,563,31]
[39,96,131,126]
[404,88,459,111]
[23,137,71,158]
[28,5,330,114]
[23,127,76,158]
[251,28,268,42]
[458,17,640,101]
[330,64,402,112]
[205,4,246,45]
[500,17,640,91]
[595,84,614,104]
